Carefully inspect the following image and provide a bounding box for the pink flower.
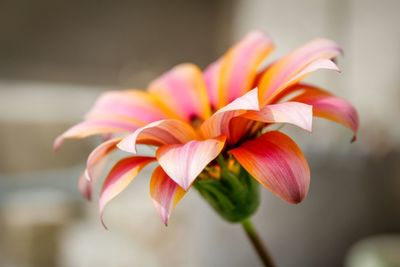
[55,31,358,226]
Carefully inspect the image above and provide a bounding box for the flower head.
[55,31,358,226]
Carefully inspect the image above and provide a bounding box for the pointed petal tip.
[351,135,357,143]
[53,136,63,152]
[100,212,109,230]
[230,131,310,205]
[117,137,137,154]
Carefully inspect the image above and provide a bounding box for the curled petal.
[149,64,211,121]
[156,136,226,190]
[200,89,259,139]
[290,84,359,139]
[53,119,138,150]
[242,102,313,132]
[76,137,123,201]
[78,171,92,201]
[118,119,198,154]
[258,38,342,106]
[230,131,310,204]
[86,137,122,181]
[99,156,155,228]
[205,31,274,108]
[150,166,186,226]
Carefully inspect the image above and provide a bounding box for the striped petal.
[258,38,342,106]
[150,166,186,225]
[200,88,259,139]
[86,137,122,181]
[53,119,137,150]
[230,131,310,204]
[156,136,226,190]
[204,31,274,108]
[99,156,155,228]
[85,90,174,123]
[75,137,123,201]
[149,64,211,121]
[289,84,359,140]
[118,119,198,154]
[54,90,174,150]
[242,102,313,132]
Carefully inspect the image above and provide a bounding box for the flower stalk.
[241,218,277,267]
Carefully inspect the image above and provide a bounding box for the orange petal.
[289,84,359,139]
[99,156,155,228]
[156,136,226,190]
[149,64,211,121]
[118,119,198,154]
[230,131,310,204]
[204,31,274,108]
[242,101,313,132]
[258,38,342,106]
[150,166,186,225]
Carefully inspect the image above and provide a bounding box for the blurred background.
[1,0,399,266]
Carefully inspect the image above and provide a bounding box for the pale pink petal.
[86,137,122,181]
[258,38,342,106]
[149,64,211,121]
[53,119,138,150]
[78,171,92,201]
[99,156,155,228]
[289,84,359,139]
[150,166,186,225]
[118,119,198,154]
[242,102,313,132]
[204,31,274,108]
[230,131,310,204]
[156,136,226,190]
[200,88,259,139]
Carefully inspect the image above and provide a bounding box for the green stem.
[241,219,277,267]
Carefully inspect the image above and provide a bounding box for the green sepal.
[194,159,260,223]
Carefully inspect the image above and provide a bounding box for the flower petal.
[54,90,175,150]
[85,90,175,123]
[149,64,211,121]
[200,88,259,139]
[289,84,359,139]
[204,31,274,108]
[99,156,155,228]
[75,137,123,201]
[78,171,92,201]
[53,119,137,150]
[156,136,226,190]
[86,137,122,181]
[258,38,342,106]
[118,119,198,154]
[203,59,221,108]
[230,131,310,204]
[150,166,186,226]
[242,102,313,132]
